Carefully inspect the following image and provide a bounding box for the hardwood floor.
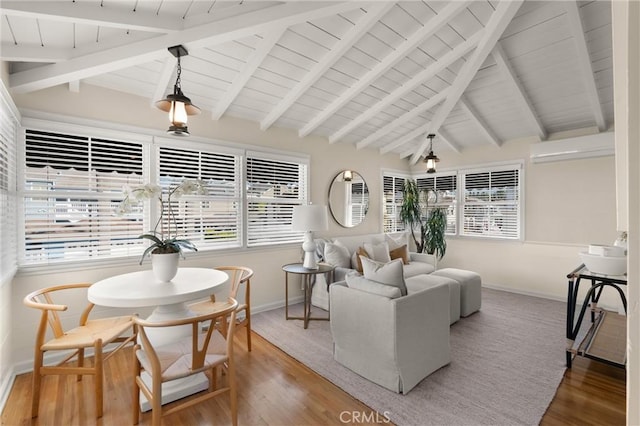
[2,333,626,426]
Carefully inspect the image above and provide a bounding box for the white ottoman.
[432,268,482,317]
[406,274,461,324]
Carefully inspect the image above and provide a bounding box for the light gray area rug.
[251,288,567,426]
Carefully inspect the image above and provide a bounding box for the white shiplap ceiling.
[0,1,613,163]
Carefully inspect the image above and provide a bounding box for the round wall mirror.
[328,170,369,228]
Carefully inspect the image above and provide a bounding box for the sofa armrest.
[334,266,355,282]
[409,251,436,267]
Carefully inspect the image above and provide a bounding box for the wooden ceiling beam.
[410,0,523,164]
[331,31,481,144]
[0,1,181,33]
[357,89,449,150]
[8,2,365,94]
[436,128,462,154]
[492,42,547,140]
[298,1,473,138]
[151,57,177,108]
[563,1,606,131]
[459,96,501,147]
[211,28,285,120]
[260,2,394,131]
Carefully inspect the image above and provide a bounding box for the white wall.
[412,137,622,307]
[6,82,409,371]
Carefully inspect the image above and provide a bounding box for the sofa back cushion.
[332,234,385,256]
[345,274,402,299]
[363,241,392,263]
[323,241,351,268]
[360,257,407,296]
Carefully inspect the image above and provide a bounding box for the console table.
[283,263,334,329]
[565,264,627,369]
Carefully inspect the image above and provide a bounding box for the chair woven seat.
[135,330,227,382]
[42,315,134,351]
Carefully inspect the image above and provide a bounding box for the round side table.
[282,263,335,329]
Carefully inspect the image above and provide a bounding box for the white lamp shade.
[292,205,328,232]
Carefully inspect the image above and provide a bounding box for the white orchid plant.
[117,179,208,264]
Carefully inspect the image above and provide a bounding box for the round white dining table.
[88,267,229,410]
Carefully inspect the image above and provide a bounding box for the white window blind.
[383,174,407,233]
[0,94,18,281]
[246,153,308,247]
[157,146,241,251]
[417,174,457,235]
[460,166,521,239]
[22,129,146,265]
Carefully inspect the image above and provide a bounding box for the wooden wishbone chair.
[191,266,254,351]
[132,297,239,426]
[23,283,137,419]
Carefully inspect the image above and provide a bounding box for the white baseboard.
[481,282,566,303]
[0,367,16,416]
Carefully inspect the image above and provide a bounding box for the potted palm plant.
[399,179,447,260]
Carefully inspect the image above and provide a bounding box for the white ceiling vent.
[530,132,615,163]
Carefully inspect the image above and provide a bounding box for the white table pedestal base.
[138,301,209,411]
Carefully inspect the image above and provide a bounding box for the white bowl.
[588,244,626,257]
[580,251,627,275]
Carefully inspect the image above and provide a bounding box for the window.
[384,163,522,241]
[246,152,308,247]
[158,146,241,250]
[22,129,146,265]
[460,165,521,239]
[417,174,457,235]
[383,174,407,233]
[0,92,18,281]
[20,122,310,267]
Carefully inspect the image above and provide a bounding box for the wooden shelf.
[570,309,626,368]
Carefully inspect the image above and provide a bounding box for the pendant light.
[155,45,201,136]
[423,133,439,174]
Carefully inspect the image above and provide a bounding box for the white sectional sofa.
[311,232,437,310]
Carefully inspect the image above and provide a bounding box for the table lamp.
[292,204,328,269]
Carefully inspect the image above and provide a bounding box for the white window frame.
[0,82,19,283]
[381,171,410,233]
[18,117,310,268]
[458,162,524,241]
[383,162,524,241]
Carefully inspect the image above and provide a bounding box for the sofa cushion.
[403,261,436,277]
[324,241,351,268]
[345,274,402,299]
[364,241,391,263]
[385,233,408,250]
[360,257,407,296]
[389,244,410,265]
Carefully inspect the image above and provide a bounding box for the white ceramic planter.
[151,252,180,282]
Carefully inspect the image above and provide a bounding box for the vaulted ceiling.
[0,1,613,163]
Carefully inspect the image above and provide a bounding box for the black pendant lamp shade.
[155,45,201,136]
[424,133,439,174]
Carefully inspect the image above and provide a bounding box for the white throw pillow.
[385,233,406,250]
[346,274,402,299]
[363,241,391,263]
[360,256,407,296]
[324,242,351,268]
